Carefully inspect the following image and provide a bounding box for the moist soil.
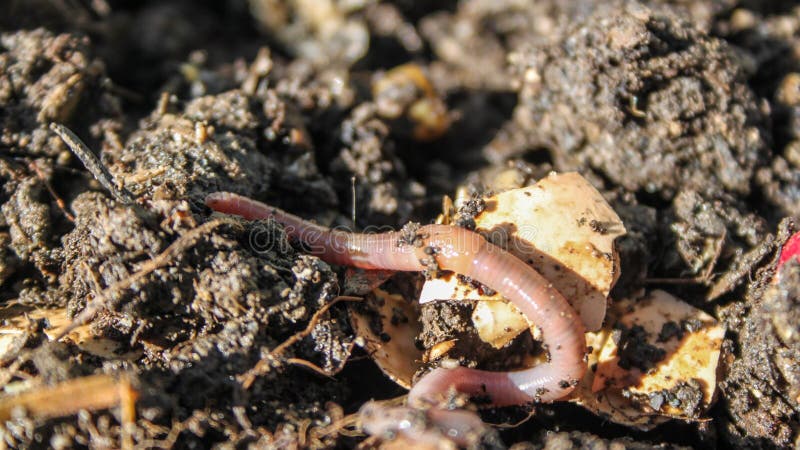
[1,1,800,448]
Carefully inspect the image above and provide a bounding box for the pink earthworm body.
[205,192,587,406]
[358,401,490,447]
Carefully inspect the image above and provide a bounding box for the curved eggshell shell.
[348,288,423,388]
[572,290,725,429]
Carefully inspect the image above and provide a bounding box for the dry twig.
[56,219,234,340]
[0,373,135,421]
[50,122,135,204]
[28,159,75,222]
[241,295,362,388]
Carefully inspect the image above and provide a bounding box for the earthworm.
[205,192,587,406]
[358,401,490,447]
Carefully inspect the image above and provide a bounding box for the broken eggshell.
[572,290,725,429]
[349,172,625,387]
[348,288,423,388]
[420,171,625,350]
[349,172,722,430]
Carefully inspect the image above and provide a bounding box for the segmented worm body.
[358,401,490,447]
[206,192,587,406]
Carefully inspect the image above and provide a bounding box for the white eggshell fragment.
[572,290,725,429]
[567,328,670,430]
[420,172,625,344]
[348,288,423,389]
[470,300,529,349]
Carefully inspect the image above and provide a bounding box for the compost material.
[1,0,799,448]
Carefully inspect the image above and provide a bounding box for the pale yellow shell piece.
[568,328,670,430]
[0,306,137,361]
[470,301,529,348]
[419,171,625,349]
[572,290,725,429]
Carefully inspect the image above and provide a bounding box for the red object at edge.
[778,231,800,272]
